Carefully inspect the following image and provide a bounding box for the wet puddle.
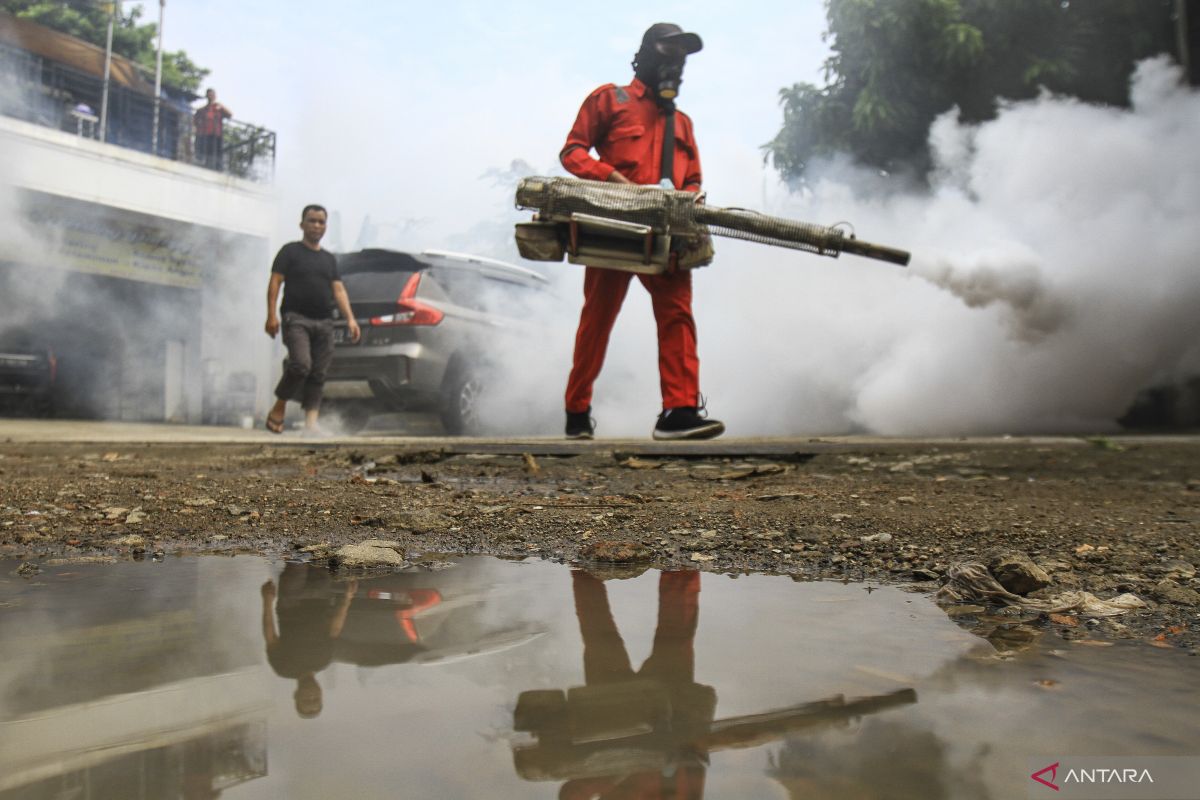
[1,556,1197,799]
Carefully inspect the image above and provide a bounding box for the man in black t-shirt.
[264,205,361,434]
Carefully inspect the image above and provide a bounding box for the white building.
[0,14,278,423]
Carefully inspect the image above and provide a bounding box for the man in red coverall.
[560,23,724,441]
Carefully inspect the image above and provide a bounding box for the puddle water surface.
[0,556,1197,799]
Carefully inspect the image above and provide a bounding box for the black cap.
[640,23,703,56]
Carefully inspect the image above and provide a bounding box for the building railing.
[222,122,276,182]
[0,42,276,183]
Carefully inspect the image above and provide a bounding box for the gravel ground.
[1,437,1197,651]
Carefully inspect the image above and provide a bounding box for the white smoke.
[687,56,1200,436]
[444,58,1200,438]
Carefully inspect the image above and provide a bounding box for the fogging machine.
[514,176,911,273]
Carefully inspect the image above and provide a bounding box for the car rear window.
[340,270,418,303]
[338,250,425,276]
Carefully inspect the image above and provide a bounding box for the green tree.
[766,0,1179,184]
[2,0,209,92]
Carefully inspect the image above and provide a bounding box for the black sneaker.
[565,408,595,439]
[653,406,725,440]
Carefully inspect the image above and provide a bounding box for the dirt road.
[2,426,1197,650]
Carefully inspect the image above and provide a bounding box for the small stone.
[1151,579,1200,606]
[334,541,407,569]
[896,496,918,504]
[1158,560,1196,581]
[184,498,216,507]
[15,562,40,577]
[861,533,894,544]
[988,552,1052,596]
[690,552,716,562]
[124,510,147,525]
[582,540,651,563]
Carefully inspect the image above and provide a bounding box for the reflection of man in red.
[566,570,710,799]
[515,572,921,797]
[514,570,714,799]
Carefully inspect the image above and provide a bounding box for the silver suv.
[325,249,550,434]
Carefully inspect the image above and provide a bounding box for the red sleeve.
[679,113,702,192]
[559,86,616,182]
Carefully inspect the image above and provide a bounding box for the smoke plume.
[691,57,1200,436]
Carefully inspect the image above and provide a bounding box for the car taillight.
[370,272,443,326]
[47,349,56,383]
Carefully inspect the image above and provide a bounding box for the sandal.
[265,414,285,434]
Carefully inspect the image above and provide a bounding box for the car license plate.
[333,327,348,344]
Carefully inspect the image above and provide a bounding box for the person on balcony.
[194,88,232,169]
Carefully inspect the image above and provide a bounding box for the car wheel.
[439,365,483,436]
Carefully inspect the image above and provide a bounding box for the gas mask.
[652,45,687,102]
[633,24,703,107]
[635,44,687,105]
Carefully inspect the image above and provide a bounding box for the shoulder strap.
[660,105,676,185]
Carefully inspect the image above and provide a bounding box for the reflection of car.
[0,329,56,416]
[325,249,550,434]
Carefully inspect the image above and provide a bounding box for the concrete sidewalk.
[2,418,1195,457]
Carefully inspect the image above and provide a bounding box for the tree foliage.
[766,0,1179,184]
[2,0,209,92]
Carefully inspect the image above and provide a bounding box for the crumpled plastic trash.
[936,562,1146,617]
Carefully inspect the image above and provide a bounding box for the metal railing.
[221,122,276,182]
[0,42,276,182]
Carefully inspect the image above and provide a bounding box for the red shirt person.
[560,23,724,441]
[194,88,232,169]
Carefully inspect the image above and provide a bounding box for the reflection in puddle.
[0,556,1196,799]
[513,570,915,798]
[261,561,544,719]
